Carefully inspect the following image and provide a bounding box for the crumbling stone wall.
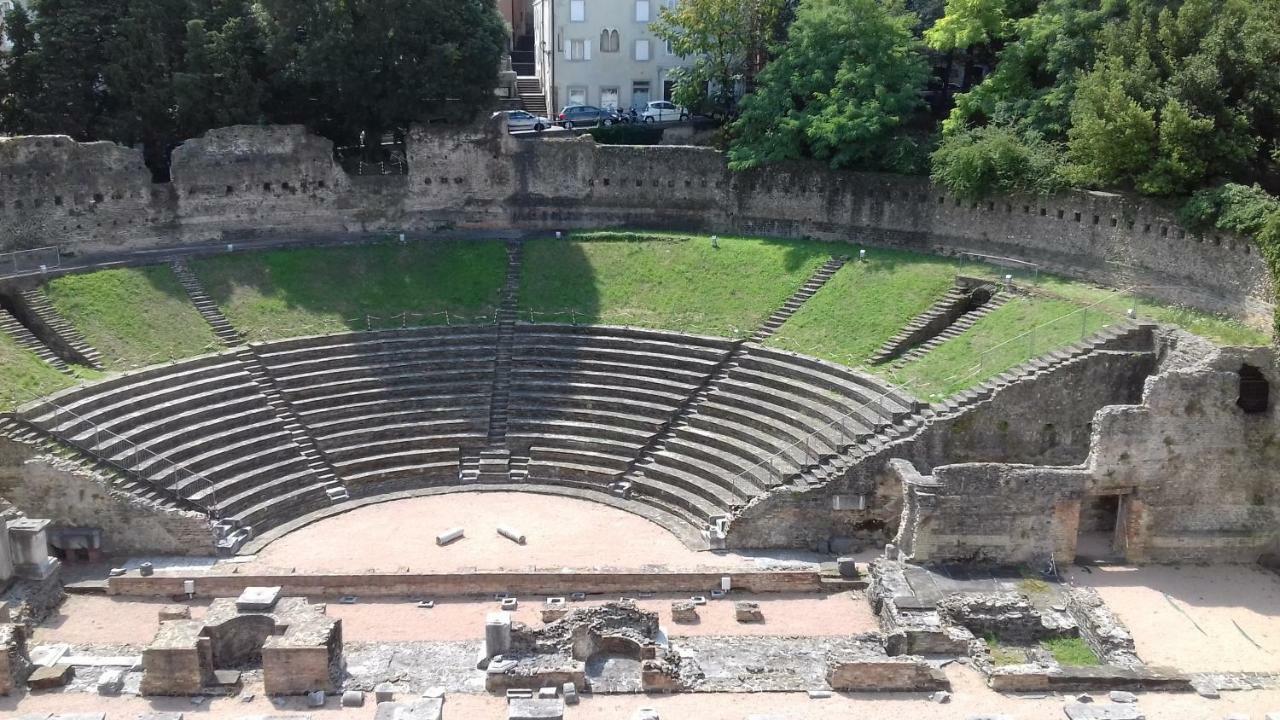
[0,436,215,556]
[1087,345,1280,563]
[0,120,1270,329]
[729,337,1157,551]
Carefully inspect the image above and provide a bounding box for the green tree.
[258,0,507,146]
[651,0,788,120]
[0,4,41,135]
[930,123,1064,198]
[27,0,127,140]
[727,0,929,172]
[174,2,271,136]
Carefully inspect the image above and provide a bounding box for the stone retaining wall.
[0,119,1271,329]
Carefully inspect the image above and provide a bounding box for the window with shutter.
[570,0,585,22]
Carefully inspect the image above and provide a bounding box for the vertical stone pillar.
[485,612,512,659]
[0,523,13,583]
[6,519,58,580]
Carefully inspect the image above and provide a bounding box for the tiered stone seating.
[20,355,331,532]
[633,344,920,526]
[253,327,498,495]
[509,325,733,493]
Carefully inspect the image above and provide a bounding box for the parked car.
[498,109,552,132]
[639,101,690,123]
[556,105,622,129]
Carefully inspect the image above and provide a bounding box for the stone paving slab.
[1063,703,1145,720]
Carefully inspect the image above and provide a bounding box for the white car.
[640,101,690,123]
[500,109,553,132]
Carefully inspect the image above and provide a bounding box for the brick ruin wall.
[0,437,215,556]
[0,119,1272,329]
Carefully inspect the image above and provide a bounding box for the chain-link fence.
[0,246,61,277]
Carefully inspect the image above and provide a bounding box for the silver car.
[500,110,553,133]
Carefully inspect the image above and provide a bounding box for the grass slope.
[191,240,507,342]
[767,249,964,365]
[519,232,834,337]
[884,295,1119,400]
[46,266,221,370]
[0,332,74,410]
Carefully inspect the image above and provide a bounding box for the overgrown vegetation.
[519,232,832,338]
[46,266,220,369]
[0,0,506,176]
[191,239,507,342]
[727,0,930,173]
[1042,636,1102,666]
[0,332,74,411]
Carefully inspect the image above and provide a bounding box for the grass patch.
[0,332,74,411]
[45,267,222,370]
[881,295,1121,400]
[984,634,1028,667]
[191,239,507,343]
[519,232,834,337]
[1042,636,1101,666]
[767,249,974,365]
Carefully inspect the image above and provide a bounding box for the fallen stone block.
[1109,691,1137,704]
[562,682,578,705]
[234,586,281,612]
[837,557,859,578]
[28,663,74,689]
[307,690,325,707]
[932,690,952,703]
[1063,703,1146,720]
[671,600,698,623]
[96,668,125,695]
[373,699,444,720]
[508,697,565,720]
[158,605,191,621]
[541,606,568,623]
[374,682,396,702]
[735,601,764,623]
[341,690,365,707]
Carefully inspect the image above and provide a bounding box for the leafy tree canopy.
[727,0,929,173]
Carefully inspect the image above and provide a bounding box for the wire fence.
[0,246,61,277]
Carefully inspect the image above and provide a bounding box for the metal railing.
[0,246,61,277]
[21,399,221,519]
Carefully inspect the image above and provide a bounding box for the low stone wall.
[987,664,1191,693]
[0,623,30,695]
[107,569,821,599]
[826,654,950,692]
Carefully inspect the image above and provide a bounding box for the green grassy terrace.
[0,332,74,411]
[519,232,833,338]
[190,239,508,343]
[46,266,221,370]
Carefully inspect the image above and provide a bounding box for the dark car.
[556,105,622,129]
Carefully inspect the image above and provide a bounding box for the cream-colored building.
[529,0,694,116]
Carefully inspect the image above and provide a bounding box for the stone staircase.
[464,239,524,483]
[620,256,851,529]
[749,256,847,343]
[170,260,241,347]
[518,76,548,117]
[891,290,1012,369]
[234,346,349,503]
[869,285,971,365]
[20,287,103,369]
[0,307,70,374]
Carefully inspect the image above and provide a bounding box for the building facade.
[530,0,694,115]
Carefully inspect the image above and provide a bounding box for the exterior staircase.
[619,255,851,535]
[749,256,847,343]
[0,307,70,374]
[463,238,525,483]
[234,346,349,504]
[518,76,548,117]
[891,291,1011,369]
[170,260,241,347]
[20,287,103,369]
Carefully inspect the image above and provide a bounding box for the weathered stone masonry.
[0,120,1271,328]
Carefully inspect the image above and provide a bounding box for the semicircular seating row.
[20,324,920,541]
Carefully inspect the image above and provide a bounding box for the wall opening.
[1237,364,1270,414]
[1076,494,1124,563]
